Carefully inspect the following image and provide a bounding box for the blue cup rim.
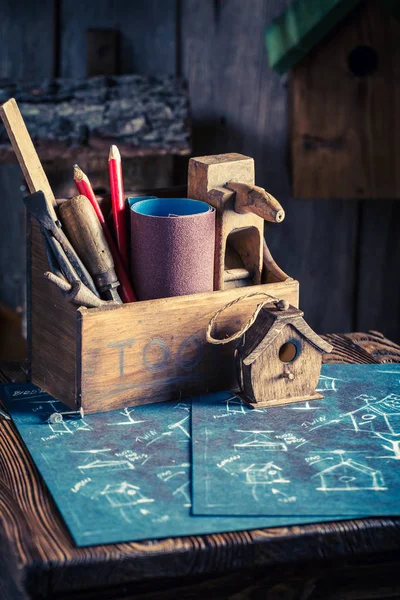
[128,197,212,219]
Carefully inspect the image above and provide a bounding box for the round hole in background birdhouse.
[279,342,297,363]
[348,45,378,77]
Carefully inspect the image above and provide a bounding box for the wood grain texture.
[188,154,265,290]
[356,201,400,343]
[29,220,78,409]
[59,0,179,197]
[59,195,119,295]
[0,76,190,161]
[0,0,54,313]
[60,0,177,78]
[291,0,400,199]
[1,332,400,599]
[181,0,359,336]
[79,281,299,413]
[238,305,332,407]
[86,28,119,77]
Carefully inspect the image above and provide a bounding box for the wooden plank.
[79,280,299,413]
[0,165,26,311]
[291,0,400,199]
[0,0,55,81]
[182,0,358,335]
[60,0,177,78]
[0,0,54,312]
[87,29,119,76]
[58,0,179,195]
[356,202,400,343]
[0,99,56,204]
[265,0,361,74]
[0,333,400,599]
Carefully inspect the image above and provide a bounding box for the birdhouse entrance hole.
[279,342,297,363]
[347,45,378,77]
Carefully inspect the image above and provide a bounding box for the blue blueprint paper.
[0,384,338,547]
[191,364,400,517]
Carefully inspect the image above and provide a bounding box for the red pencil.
[73,164,136,303]
[108,145,128,268]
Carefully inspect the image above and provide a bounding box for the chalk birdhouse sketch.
[243,462,289,485]
[99,482,154,507]
[312,452,386,492]
[236,303,332,407]
[234,430,287,452]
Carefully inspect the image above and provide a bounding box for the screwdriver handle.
[59,195,121,300]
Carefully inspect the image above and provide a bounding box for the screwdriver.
[59,195,122,303]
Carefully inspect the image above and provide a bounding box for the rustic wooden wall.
[0,0,399,342]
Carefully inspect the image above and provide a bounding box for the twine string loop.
[206,292,284,345]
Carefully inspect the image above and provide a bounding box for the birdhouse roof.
[312,459,380,477]
[243,462,282,473]
[243,307,332,365]
[265,0,399,74]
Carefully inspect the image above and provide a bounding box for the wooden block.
[87,29,119,77]
[188,153,254,201]
[291,0,400,199]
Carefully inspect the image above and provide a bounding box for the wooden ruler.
[0,98,56,208]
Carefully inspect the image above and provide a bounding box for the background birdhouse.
[236,303,332,407]
[266,0,400,199]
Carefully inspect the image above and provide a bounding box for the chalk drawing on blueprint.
[92,482,155,524]
[243,462,290,485]
[72,449,135,473]
[111,407,147,426]
[316,375,340,392]
[157,464,190,483]
[312,451,386,492]
[243,462,291,503]
[97,482,154,507]
[168,415,191,440]
[172,481,191,506]
[285,376,340,412]
[308,393,400,435]
[234,431,287,452]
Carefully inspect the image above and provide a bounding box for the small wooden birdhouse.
[235,301,333,408]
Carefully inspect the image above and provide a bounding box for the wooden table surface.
[1,331,400,600]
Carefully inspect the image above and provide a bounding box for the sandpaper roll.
[130,197,215,300]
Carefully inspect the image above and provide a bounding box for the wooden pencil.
[108,145,128,268]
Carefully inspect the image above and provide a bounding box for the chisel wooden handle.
[59,195,122,303]
[226,182,285,223]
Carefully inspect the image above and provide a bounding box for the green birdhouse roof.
[266,0,399,74]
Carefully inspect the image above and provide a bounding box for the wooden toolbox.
[28,155,299,413]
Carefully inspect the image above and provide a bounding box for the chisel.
[59,195,122,303]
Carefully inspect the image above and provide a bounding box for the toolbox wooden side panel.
[29,219,78,409]
[79,281,299,413]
